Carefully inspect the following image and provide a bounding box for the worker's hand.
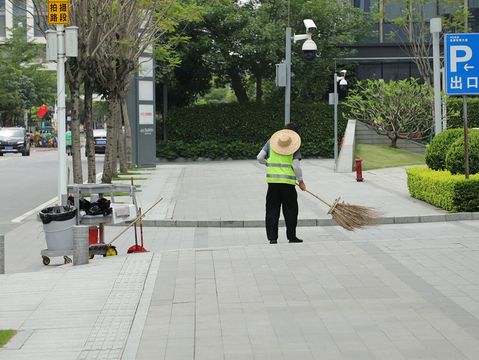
[298,180,306,191]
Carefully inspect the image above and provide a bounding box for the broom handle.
[109,197,163,244]
[296,182,332,207]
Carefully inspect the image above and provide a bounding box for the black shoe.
[269,240,277,244]
[288,237,303,243]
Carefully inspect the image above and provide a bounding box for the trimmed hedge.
[156,139,334,160]
[425,128,463,170]
[159,102,347,159]
[445,130,479,174]
[406,167,479,212]
[447,98,479,129]
[157,140,261,160]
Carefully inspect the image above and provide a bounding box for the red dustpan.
[127,244,148,253]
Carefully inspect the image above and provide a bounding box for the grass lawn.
[355,144,425,171]
[0,330,16,348]
[112,176,148,181]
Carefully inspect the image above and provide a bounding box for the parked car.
[85,129,107,156]
[0,127,31,156]
[94,129,107,154]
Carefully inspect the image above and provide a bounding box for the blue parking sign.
[445,33,479,96]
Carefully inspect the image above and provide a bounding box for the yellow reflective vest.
[266,149,296,185]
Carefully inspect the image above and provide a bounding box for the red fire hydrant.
[355,157,364,182]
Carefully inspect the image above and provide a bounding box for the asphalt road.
[0,148,104,235]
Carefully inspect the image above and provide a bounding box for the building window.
[0,0,5,37]
[357,63,382,80]
[12,0,26,29]
[33,14,48,37]
[383,63,410,81]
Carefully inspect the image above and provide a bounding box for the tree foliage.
[159,0,370,107]
[344,78,433,147]
[0,26,56,126]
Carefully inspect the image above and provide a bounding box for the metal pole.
[464,95,470,179]
[56,25,67,205]
[0,234,4,274]
[441,67,447,130]
[431,18,442,135]
[163,81,168,141]
[285,27,292,125]
[73,225,89,266]
[334,72,338,168]
[465,0,469,31]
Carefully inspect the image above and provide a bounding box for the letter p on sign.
[451,45,472,72]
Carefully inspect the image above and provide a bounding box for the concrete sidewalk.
[4,221,479,359]
[3,160,479,359]
[128,159,470,227]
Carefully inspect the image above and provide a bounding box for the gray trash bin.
[39,206,77,251]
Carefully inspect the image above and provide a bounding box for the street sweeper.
[257,123,306,244]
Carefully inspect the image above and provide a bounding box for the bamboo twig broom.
[301,187,378,231]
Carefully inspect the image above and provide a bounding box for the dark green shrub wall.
[445,130,479,175]
[425,128,463,170]
[446,98,479,128]
[407,167,479,212]
[158,102,347,159]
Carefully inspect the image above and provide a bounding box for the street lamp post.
[46,26,78,205]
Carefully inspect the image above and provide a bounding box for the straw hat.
[270,129,301,155]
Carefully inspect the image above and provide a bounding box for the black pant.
[265,183,298,241]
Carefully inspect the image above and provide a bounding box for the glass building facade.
[0,0,45,42]
[0,0,5,37]
[350,0,479,80]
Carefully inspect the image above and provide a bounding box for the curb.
[133,212,479,228]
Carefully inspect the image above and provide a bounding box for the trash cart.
[39,205,77,265]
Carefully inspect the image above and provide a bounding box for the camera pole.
[333,72,338,168]
[285,27,292,126]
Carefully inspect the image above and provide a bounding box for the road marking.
[11,172,103,223]
[11,197,58,223]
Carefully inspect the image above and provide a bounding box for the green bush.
[445,130,479,174]
[163,102,347,159]
[446,98,479,129]
[406,167,479,212]
[425,128,463,170]
[157,140,332,160]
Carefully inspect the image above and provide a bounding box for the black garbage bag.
[39,206,77,225]
[67,196,90,212]
[67,197,111,216]
[87,198,112,216]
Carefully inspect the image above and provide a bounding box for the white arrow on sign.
[464,64,475,71]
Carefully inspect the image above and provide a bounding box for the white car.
[93,129,107,154]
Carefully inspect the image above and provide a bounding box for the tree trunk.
[111,97,119,178]
[228,68,249,104]
[84,79,96,183]
[391,135,398,148]
[118,110,127,173]
[120,96,133,169]
[102,98,118,183]
[69,84,83,184]
[256,75,263,103]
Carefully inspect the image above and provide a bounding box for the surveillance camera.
[303,19,317,33]
[339,78,348,91]
[302,39,317,61]
[340,70,347,76]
